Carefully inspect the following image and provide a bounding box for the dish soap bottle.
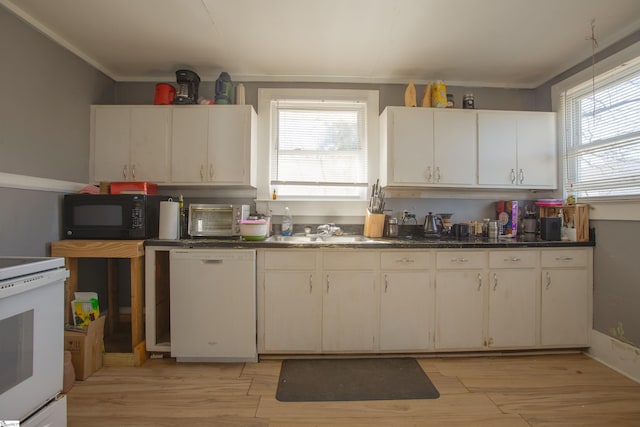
[567,183,576,205]
[281,207,293,236]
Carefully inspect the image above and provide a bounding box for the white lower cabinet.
[322,251,378,352]
[541,249,592,347]
[487,251,539,349]
[379,251,434,352]
[434,251,487,350]
[256,247,592,355]
[322,270,377,352]
[261,251,321,352]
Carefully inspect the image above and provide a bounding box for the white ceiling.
[3,0,640,88]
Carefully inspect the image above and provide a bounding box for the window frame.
[552,40,640,220]
[256,88,379,218]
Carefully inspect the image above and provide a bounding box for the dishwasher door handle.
[200,259,223,264]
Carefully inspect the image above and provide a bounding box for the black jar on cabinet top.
[463,93,475,109]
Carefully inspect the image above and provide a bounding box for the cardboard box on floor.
[64,314,105,380]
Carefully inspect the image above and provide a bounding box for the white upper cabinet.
[91,106,171,183]
[477,111,557,189]
[380,107,476,187]
[171,105,257,186]
[170,106,209,183]
[91,105,256,186]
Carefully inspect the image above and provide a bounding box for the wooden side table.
[51,240,146,366]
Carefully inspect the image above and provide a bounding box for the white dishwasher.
[169,249,257,362]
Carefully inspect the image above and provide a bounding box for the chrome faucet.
[317,223,341,236]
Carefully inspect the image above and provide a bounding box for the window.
[560,55,640,201]
[258,89,378,203]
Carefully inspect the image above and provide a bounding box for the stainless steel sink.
[265,234,385,244]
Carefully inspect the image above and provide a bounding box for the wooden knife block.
[363,210,385,238]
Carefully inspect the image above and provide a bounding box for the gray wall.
[114,80,537,113]
[534,29,640,348]
[0,5,114,256]
[592,220,640,346]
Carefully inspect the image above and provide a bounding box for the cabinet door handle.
[546,271,551,289]
[326,274,330,293]
[123,165,128,180]
[477,273,482,291]
[519,168,524,184]
[451,257,469,263]
[426,166,432,182]
[510,168,516,184]
[209,165,214,180]
[384,274,389,293]
[504,257,521,262]
[200,164,204,180]
[555,256,574,261]
[132,164,136,180]
[436,166,441,183]
[396,258,415,264]
[493,273,498,291]
[309,274,313,293]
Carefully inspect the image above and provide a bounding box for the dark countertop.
[145,235,595,249]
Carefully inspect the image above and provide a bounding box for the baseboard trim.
[585,329,640,384]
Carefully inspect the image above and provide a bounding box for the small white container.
[239,219,268,240]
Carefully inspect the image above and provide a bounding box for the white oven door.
[0,273,65,421]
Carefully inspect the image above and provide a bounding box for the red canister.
[154,83,176,105]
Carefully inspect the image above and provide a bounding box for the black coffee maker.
[173,69,200,104]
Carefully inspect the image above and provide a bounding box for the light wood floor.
[66,353,640,426]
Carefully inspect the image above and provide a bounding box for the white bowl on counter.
[239,220,268,241]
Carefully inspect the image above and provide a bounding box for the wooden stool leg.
[107,259,119,336]
[65,257,79,325]
[130,256,144,349]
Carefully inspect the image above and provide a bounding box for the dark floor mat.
[276,358,440,402]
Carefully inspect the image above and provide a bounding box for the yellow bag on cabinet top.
[431,80,447,108]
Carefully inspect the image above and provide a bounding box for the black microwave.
[63,194,170,239]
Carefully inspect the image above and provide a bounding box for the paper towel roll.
[159,201,180,240]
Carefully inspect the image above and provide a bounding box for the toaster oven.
[188,204,250,237]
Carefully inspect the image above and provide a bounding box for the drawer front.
[264,250,317,270]
[323,250,378,270]
[489,250,538,269]
[380,251,434,270]
[436,251,486,269]
[541,249,588,268]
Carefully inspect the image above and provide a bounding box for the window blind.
[561,55,640,200]
[270,99,368,197]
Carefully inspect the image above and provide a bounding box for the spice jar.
[447,94,455,108]
[386,217,399,237]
